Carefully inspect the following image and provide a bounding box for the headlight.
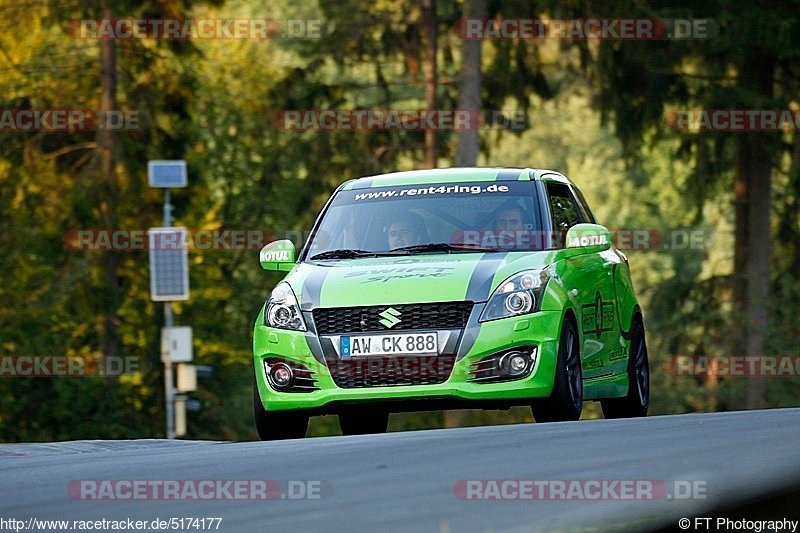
[479,270,549,322]
[265,282,307,331]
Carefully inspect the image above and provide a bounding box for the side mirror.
[565,223,612,250]
[259,240,296,271]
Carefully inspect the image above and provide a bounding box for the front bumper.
[254,309,563,413]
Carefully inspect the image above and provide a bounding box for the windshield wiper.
[310,249,376,260]
[383,242,500,255]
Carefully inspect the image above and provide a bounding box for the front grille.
[313,301,473,335]
[325,355,456,388]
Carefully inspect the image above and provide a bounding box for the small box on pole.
[161,326,193,363]
[177,363,197,393]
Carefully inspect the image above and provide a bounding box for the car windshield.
[304,181,545,260]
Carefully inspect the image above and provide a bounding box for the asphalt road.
[2,409,800,532]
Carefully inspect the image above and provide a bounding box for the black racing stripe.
[495,169,522,181]
[465,252,508,302]
[301,268,331,363]
[300,266,331,311]
[456,304,484,360]
[458,253,508,360]
[307,329,328,364]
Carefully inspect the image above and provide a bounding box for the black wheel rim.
[564,327,582,409]
[633,332,649,407]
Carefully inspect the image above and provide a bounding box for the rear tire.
[601,318,649,419]
[532,318,583,422]
[339,409,390,436]
[253,380,309,440]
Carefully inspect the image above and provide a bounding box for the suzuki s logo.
[378,307,402,329]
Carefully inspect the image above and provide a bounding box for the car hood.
[285,252,559,310]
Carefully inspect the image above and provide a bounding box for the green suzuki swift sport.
[253,168,649,440]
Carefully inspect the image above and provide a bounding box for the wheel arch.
[561,306,580,351]
[620,304,643,341]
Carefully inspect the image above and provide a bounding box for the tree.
[454,0,486,166]
[421,0,439,167]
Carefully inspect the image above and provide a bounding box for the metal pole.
[164,188,172,226]
[164,351,174,438]
[164,188,175,439]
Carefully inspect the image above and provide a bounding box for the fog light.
[269,362,293,389]
[469,347,538,383]
[509,354,527,373]
[498,350,530,376]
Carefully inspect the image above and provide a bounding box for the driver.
[494,206,525,231]
[385,211,427,250]
[493,203,532,250]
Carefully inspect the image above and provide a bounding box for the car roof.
[339,167,573,190]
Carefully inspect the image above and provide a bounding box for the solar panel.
[148,227,190,301]
[148,160,187,188]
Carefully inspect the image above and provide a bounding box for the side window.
[571,185,597,224]
[546,182,583,233]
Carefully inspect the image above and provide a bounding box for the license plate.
[340,333,438,358]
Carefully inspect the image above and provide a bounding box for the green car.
[253,168,649,440]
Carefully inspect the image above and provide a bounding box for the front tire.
[532,318,583,422]
[253,380,309,440]
[601,317,649,419]
[339,409,389,436]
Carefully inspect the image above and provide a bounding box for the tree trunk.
[734,56,775,410]
[741,133,772,409]
[98,1,120,387]
[732,134,751,408]
[421,0,438,168]
[454,0,486,166]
